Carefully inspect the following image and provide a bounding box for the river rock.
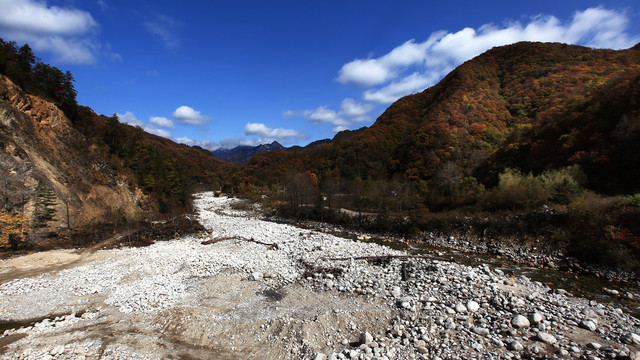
[314,354,327,360]
[536,332,557,345]
[466,300,480,313]
[360,332,374,345]
[580,320,597,331]
[508,341,524,351]
[511,315,530,328]
[473,327,490,336]
[248,272,263,281]
[621,332,640,345]
[529,312,544,325]
[455,303,467,313]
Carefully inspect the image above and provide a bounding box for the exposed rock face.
[0,75,145,229]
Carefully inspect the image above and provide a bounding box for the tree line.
[0,38,78,117]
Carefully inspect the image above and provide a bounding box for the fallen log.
[322,254,453,263]
[201,236,278,250]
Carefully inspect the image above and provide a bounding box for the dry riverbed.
[0,193,639,359]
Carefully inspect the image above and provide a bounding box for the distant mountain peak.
[211,141,285,163]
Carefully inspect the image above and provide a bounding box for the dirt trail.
[0,249,113,285]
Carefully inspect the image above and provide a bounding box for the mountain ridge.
[246,42,640,197]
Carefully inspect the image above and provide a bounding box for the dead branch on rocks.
[201,236,278,250]
[323,254,453,263]
[300,260,344,278]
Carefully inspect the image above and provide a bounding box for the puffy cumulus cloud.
[177,136,264,151]
[145,127,172,138]
[143,14,180,49]
[173,106,212,126]
[336,59,392,87]
[116,111,144,127]
[283,107,346,128]
[283,98,372,133]
[336,38,436,87]
[149,116,175,129]
[244,123,306,139]
[363,72,438,104]
[0,0,104,64]
[339,98,373,123]
[116,111,172,139]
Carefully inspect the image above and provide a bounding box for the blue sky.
[1,1,640,150]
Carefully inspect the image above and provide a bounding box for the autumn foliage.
[0,210,30,249]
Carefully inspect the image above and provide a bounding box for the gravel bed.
[0,192,639,359]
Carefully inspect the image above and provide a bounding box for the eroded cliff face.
[0,75,146,229]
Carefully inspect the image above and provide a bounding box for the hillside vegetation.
[1,38,639,273]
[243,42,640,272]
[0,38,231,250]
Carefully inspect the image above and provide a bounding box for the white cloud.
[336,59,392,87]
[116,111,172,139]
[177,136,270,151]
[283,107,348,128]
[0,0,101,64]
[244,123,306,139]
[149,116,175,129]
[143,14,179,49]
[145,127,172,138]
[173,105,212,126]
[116,111,144,127]
[283,98,373,132]
[363,72,437,104]
[339,98,372,123]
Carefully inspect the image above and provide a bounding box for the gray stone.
[536,332,557,345]
[529,312,544,325]
[360,331,374,345]
[508,341,524,351]
[556,349,570,357]
[444,318,455,330]
[580,320,597,331]
[314,354,327,360]
[455,303,467,313]
[473,327,490,336]
[466,300,480,313]
[511,315,530,328]
[621,333,640,345]
[248,272,263,281]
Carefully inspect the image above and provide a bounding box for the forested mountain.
[247,42,640,197]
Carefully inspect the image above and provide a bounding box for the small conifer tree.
[33,179,57,228]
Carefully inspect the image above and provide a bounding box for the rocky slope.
[0,74,146,229]
[0,193,638,359]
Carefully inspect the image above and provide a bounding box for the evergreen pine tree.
[34,180,57,228]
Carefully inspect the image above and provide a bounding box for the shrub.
[483,166,585,210]
[566,193,640,271]
[0,210,31,249]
